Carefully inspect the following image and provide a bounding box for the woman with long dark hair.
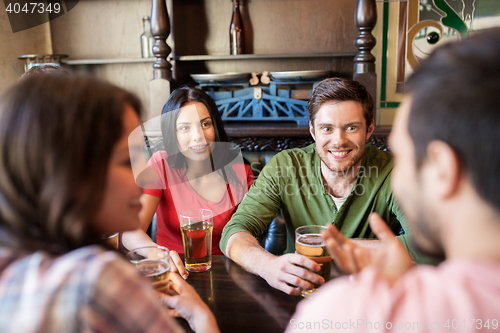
[122,87,253,276]
[0,74,218,332]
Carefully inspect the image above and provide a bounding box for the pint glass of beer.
[179,208,213,272]
[295,225,331,297]
[127,246,170,293]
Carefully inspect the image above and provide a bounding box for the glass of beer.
[105,232,120,249]
[127,245,170,293]
[295,225,331,298]
[179,208,213,272]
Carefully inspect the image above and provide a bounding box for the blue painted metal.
[203,81,320,125]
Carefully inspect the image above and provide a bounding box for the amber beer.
[180,209,213,272]
[295,225,331,298]
[181,221,213,272]
[135,259,170,293]
[127,246,170,293]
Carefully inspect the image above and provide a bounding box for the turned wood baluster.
[354,0,377,75]
[353,0,377,120]
[151,0,172,80]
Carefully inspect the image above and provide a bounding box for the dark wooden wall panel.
[171,0,357,56]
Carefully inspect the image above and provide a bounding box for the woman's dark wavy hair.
[0,74,142,255]
[160,86,245,191]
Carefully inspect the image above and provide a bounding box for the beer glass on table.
[295,225,331,298]
[127,246,170,293]
[179,208,213,272]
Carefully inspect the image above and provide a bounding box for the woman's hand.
[156,273,220,333]
[169,250,188,279]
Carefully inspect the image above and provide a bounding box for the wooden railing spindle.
[151,0,172,80]
[353,0,378,122]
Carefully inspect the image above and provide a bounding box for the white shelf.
[62,52,357,65]
[62,58,156,65]
[173,52,357,62]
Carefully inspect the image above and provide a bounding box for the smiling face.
[310,101,374,175]
[175,101,216,162]
[92,104,144,235]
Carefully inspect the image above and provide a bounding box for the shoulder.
[363,145,393,169]
[228,161,254,184]
[82,247,147,296]
[0,246,155,332]
[359,146,394,184]
[278,143,316,159]
[14,246,145,299]
[388,260,500,321]
[75,247,181,331]
[52,246,136,285]
[290,260,500,330]
[259,144,316,181]
[5,246,123,275]
[243,162,253,176]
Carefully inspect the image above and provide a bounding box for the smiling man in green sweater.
[220,78,435,296]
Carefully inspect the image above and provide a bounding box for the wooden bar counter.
[179,255,302,333]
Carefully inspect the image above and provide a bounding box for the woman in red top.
[123,87,253,277]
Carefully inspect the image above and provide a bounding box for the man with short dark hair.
[220,77,427,296]
[287,30,500,331]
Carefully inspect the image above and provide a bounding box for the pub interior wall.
[0,8,52,94]
[0,0,403,126]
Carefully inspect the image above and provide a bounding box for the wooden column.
[353,0,377,123]
[151,0,172,80]
[148,0,172,132]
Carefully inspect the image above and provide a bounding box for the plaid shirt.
[0,246,183,333]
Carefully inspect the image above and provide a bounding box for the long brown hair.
[160,86,245,191]
[0,74,142,255]
[160,86,230,170]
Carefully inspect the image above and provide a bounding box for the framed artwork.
[377,0,500,124]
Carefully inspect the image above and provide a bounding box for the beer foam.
[297,234,325,247]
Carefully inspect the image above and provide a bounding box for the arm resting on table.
[121,229,157,250]
[226,231,324,296]
[226,231,276,276]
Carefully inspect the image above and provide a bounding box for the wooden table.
[180,255,302,333]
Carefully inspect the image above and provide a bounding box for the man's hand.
[322,213,414,284]
[226,232,325,296]
[169,250,188,279]
[156,273,219,333]
[260,253,325,296]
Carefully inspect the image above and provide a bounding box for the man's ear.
[309,121,316,141]
[425,140,462,199]
[366,120,375,140]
